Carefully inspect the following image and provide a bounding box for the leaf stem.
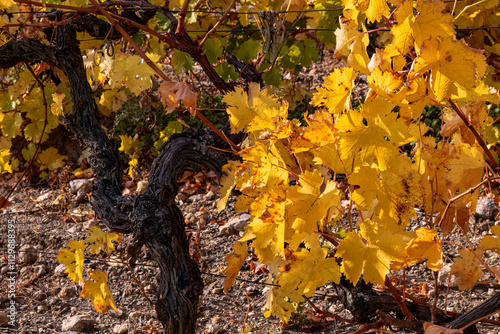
[447,99,500,172]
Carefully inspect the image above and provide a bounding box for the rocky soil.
[0,169,499,334]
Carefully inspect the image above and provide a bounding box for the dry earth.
[0,170,499,334]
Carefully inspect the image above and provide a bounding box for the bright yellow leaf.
[478,225,500,254]
[450,248,484,291]
[336,219,414,285]
[80,270,118,313]
[50,92,65,116]
[392,227,443,271]
[57,240,86,284]
[224,241,248,292]
[411,36,486,101]
[85,226,122,255]
[223,83,280,134]
[311,67,356,113]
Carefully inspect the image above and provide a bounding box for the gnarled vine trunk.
[0,22,241,334]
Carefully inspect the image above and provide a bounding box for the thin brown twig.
[175,0,191,36]
[198,0,236,48]
[448,99,500,172]
[384,276,416,323]
[88,0,172,82]
[437,177,500,231]
[302,294,354,323]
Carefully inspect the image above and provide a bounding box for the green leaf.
[262,66,281,87]
[171,50,194,74]
[202,38,224,64]
[234,39,262,63]
[216,62,239,81]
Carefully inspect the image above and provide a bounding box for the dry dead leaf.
[158,81,197,116]
[423,322,462,334]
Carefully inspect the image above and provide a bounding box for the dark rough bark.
[334,277,479,333]
[447,291,500,330]
[0,24,241,334]
[226,52,263,85]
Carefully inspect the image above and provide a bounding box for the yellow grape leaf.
[287,170,341,234]
[311,67,356,113]
[99,89,128,116]
[85,226,122,255]
[336,219,414,285]
[118,135,139,156]
[57,240,86,284]
[0,0,15,10]
[217,160,239,212]
[37,147,67,171]
[110,53,155,96]
[335,18,370,74]
[350,157,423,229]
[411,36,486,101]
[239,141,290,190]
[50,92,65,116]
[158,81,197,115]
[336,104,412,170]
[0,111,22,138]
[263,284,300,323]
[478,225,500,254]
[391,0,455,54]
[223,241,248,292]
[80,270,118,313]
[450,248,484,291]
[223,82,280,134]
[367,67,407,104]
[392,227,443,271]
[343,0,390,23]
[277,247,341,295]
[0,149,15,173]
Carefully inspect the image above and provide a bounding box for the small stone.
[211,316,222,324]
[61,315,94,332]
[219,213,251,236]
[128,311,142,322]
[19,245,38,265]
[113,323,129,334]
[176,193,188,202]
[33,291,47,301]
[20,266,31,276]
[1,266,8,275]
[59,286,76,298]
[205,323,221,334]
[35,191,53,202]
[211,287,223,295]
[488,288,495,296]
[109,309,123,318]
[69,179,93,194]
[74,189,87,204]
[0,312,9,326]
[37,304,49,312]
[55,264,67,277]
[34,264,46,277]
[136,180,148,195]
[475,197,496,219]
[82,219,99,229]
[438,265,452,283]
